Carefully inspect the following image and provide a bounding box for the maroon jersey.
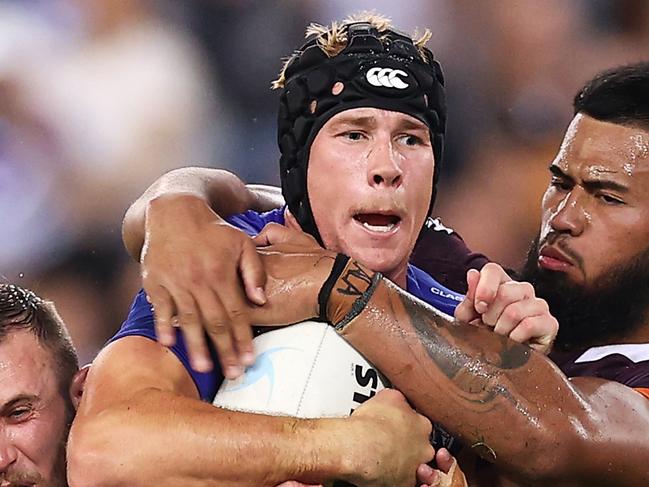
[411,218,491,294]
[550,344,649,400]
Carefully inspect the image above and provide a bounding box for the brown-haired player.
[0,283,86,487]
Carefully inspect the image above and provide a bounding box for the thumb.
[454,269,480,323]
[239,241,267,305]
[252,223,293,247]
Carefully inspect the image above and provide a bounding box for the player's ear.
[69,364,91,410]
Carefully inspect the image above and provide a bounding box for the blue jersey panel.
[109,289,222,401]
[406,265,463,316]
[226,208,285,237]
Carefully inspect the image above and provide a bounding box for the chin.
[353,250,402,275]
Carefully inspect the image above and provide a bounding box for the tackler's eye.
[332,82,345,96]
[309,100,317,114]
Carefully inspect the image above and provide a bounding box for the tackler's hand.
[141,195,266,378]
[454,263,558,354]
[348,389,434,487]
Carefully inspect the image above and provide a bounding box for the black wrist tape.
[318,253,350,321]
[333,272,382,331]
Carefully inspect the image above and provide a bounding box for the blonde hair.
[272,11,432,89]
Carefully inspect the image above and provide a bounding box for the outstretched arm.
[68,336,434,487]
[253,232,649,486]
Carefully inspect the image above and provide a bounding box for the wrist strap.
[318,254,350,321]
[333,272,382,330]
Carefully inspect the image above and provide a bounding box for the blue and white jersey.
[110,208,464,401]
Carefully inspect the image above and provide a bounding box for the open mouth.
[353,213,401,233]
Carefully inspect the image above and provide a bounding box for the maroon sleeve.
[410,218,491,294]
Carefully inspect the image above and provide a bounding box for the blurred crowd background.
[1,0,647,363]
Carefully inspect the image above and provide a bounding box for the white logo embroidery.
[425,217,454,235]
[366,67,409,89]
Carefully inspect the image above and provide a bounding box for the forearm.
[326,263,586,479]
[122,167,258,260]
[69,387,353,487]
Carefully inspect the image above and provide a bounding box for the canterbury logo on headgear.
[365,67,409,89]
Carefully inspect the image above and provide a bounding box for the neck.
[385,266,408,289]
[616,321,649,345]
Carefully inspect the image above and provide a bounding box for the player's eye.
[8,406,33,423]
[342,131,366,141]
[598,193,625,205]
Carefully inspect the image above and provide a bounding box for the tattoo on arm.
[398,291,532,403]
[336,262,373,296]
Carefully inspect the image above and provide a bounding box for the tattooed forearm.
[326,264,584,469]
[399,287,532,372]
[320,259,644,483]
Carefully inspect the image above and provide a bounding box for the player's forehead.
[323,107,429,131]
[553,114,649,185]
[0,330,56,405]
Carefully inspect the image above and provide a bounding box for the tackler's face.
[307,107,434,285]
[537,114,649,286]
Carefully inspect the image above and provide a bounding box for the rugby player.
[0,283,86,487]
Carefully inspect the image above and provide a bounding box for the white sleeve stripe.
[575,343,649,364]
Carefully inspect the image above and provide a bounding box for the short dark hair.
[574,61,649,130]
[0,284,79,395]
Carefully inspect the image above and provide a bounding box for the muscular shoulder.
[83,336,199,413]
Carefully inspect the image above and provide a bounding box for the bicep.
[80,336,199,415]
[247,184,284,212]
[568,376,649,483]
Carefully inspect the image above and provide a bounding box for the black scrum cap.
[277,22,446,244]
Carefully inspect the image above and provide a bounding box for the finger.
[417,464,439,485]
[274,483,323,487]
[174,290,214,373]
[481,281,535,327]
[509,315,558,353]
[193,286,243,377]
[491,294,547,336]
[473,263,512,314]
[252,223,293,247]
[435,448,454,474]
[209,281,255,368]
[239,241,267,306]
[146,285,176,347]
[454,269,480,323]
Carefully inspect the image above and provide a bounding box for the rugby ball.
[213,320,387,418]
